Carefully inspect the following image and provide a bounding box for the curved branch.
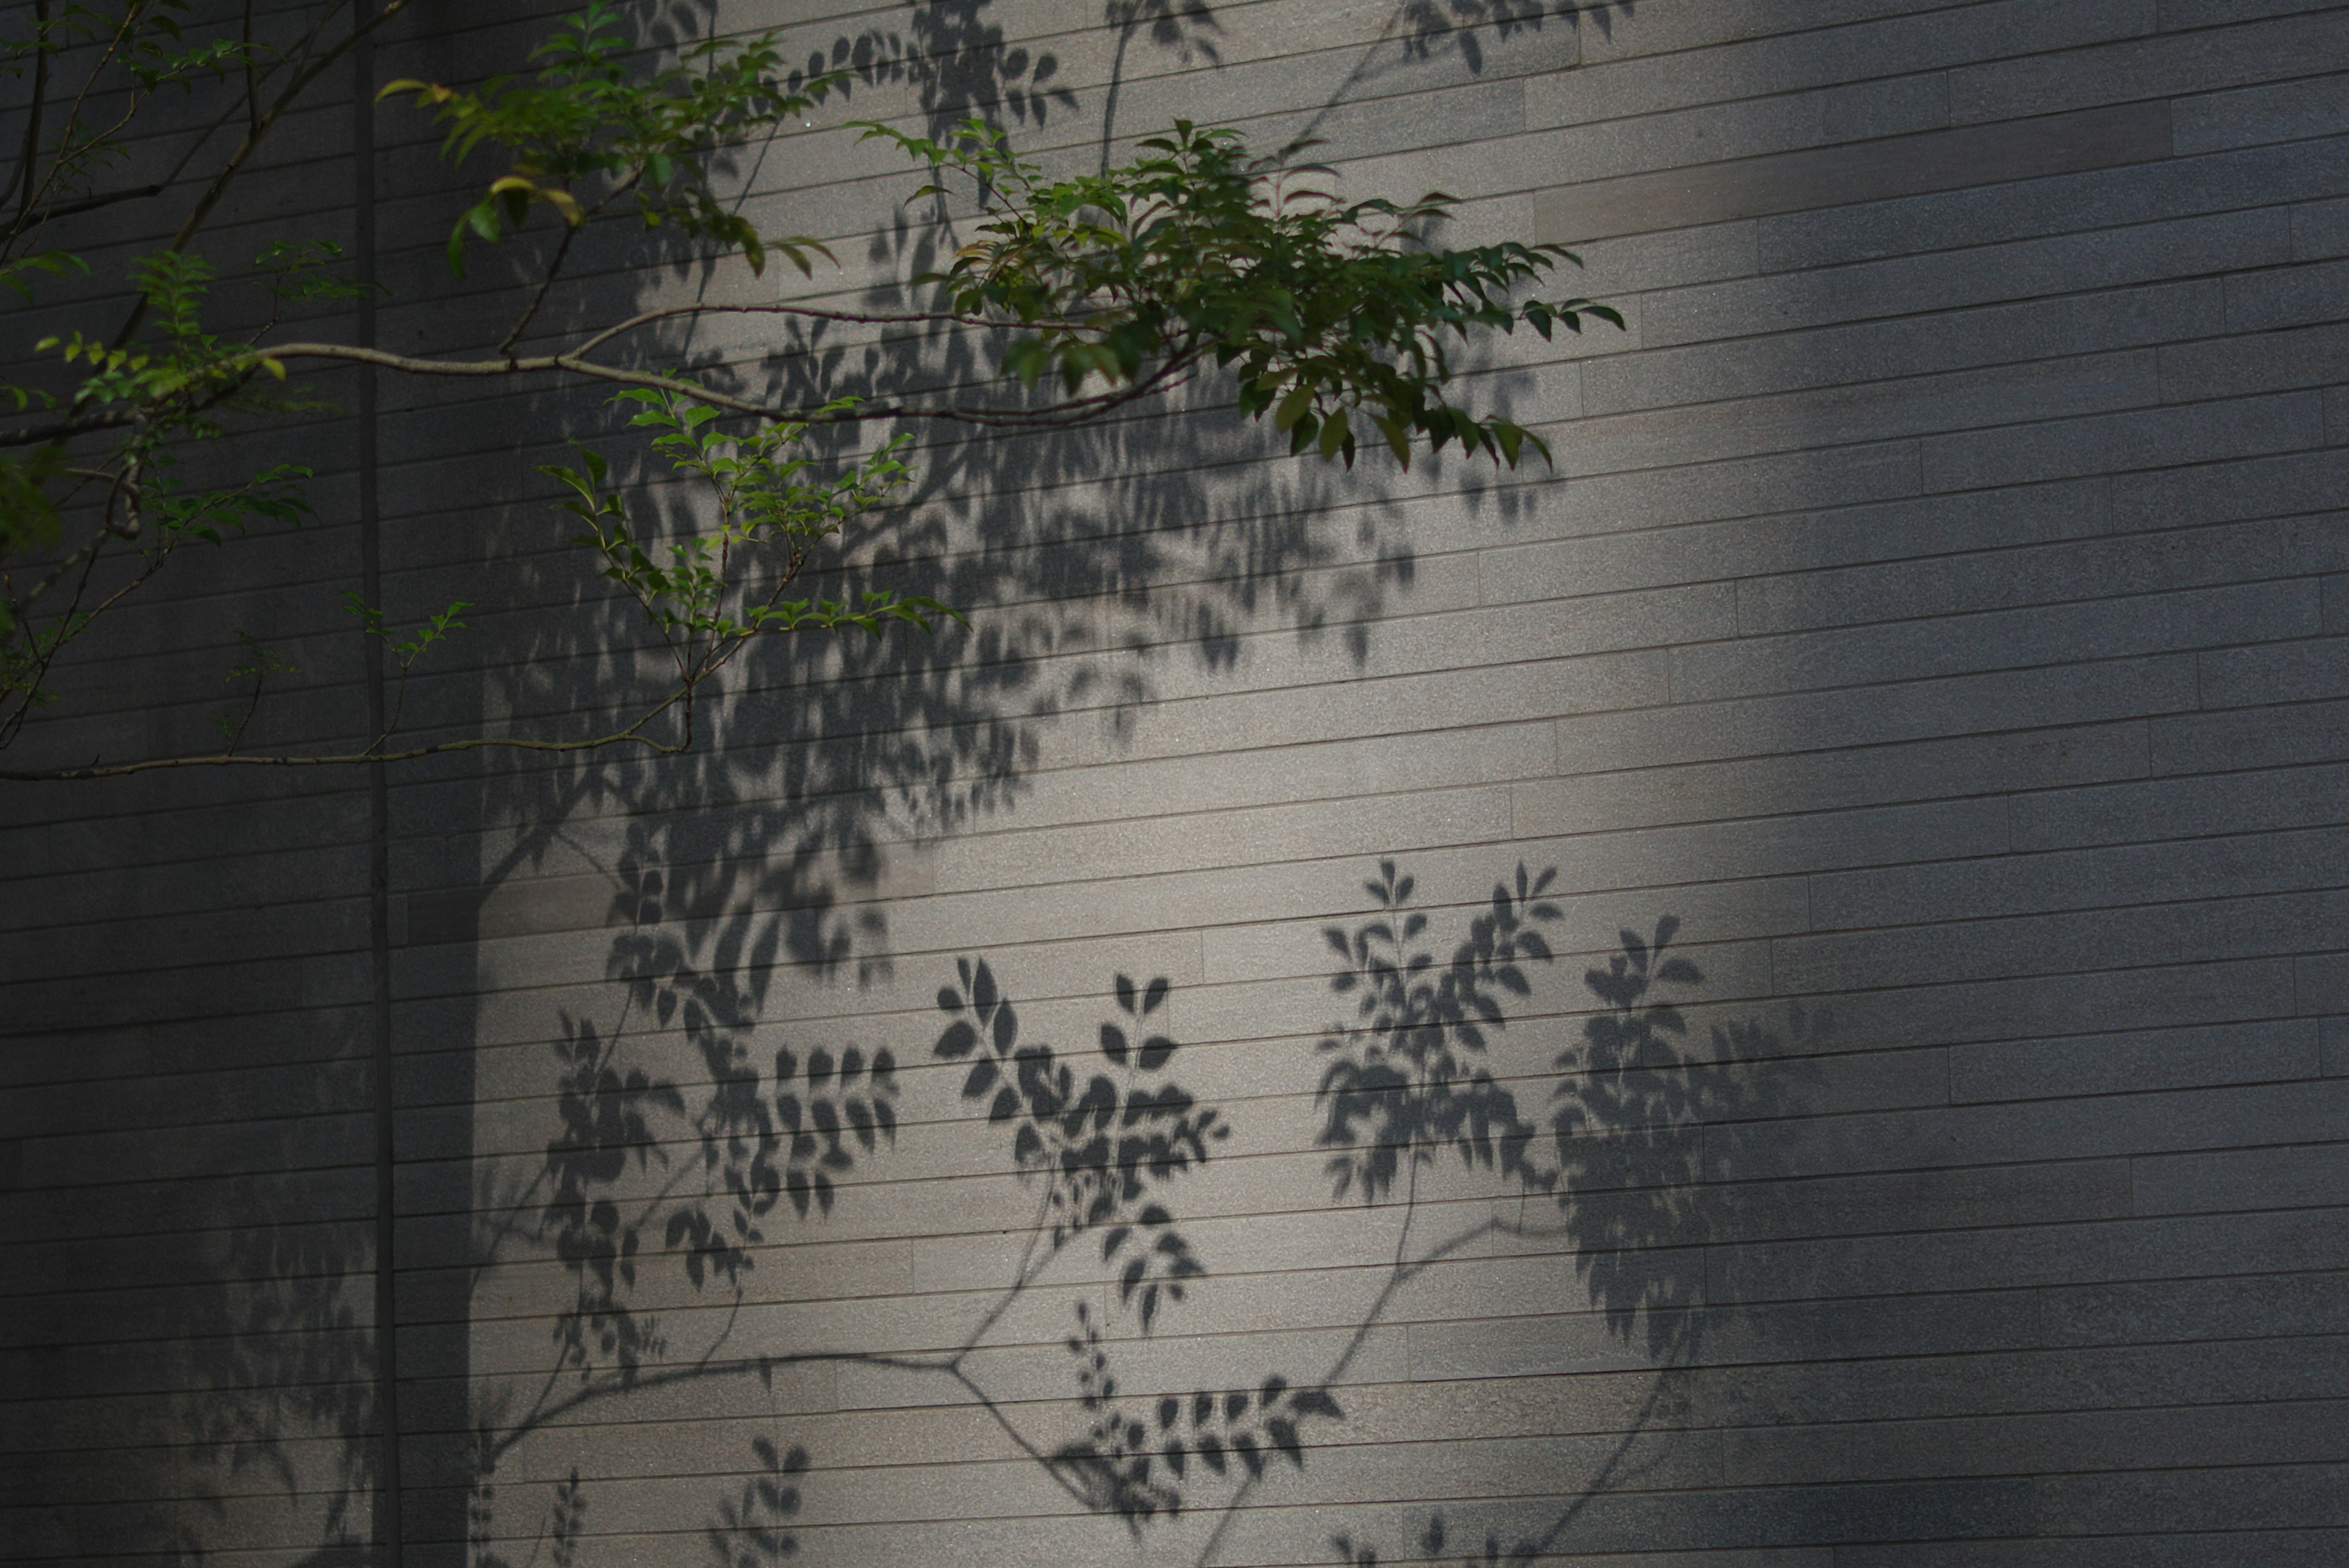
[0,410,140,448]
[242,338,1209,429]
[107,0,417,347]
[488,1347,960,1466]
[6,0,136,245]
[561,299,1100,360]
[1192,1210,1504,1568]
[1,0,52,219]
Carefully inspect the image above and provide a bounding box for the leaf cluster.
[544,389,947,652]
[543,1014,685,1380]
[863,118,1622,467]
[934,958,1226,1321]
[1315,861,1565,1200]
[383,1,845,276]
[343,591,470,670]
[682,1021,901,1255]
[707,1436,808,1568]
[38,251,289,431]
[1053,1297,1342,1525]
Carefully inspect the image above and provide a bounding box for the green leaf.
[1274,383,1314,433]
[1318,407,1349,460]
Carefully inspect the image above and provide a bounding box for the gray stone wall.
[6,1,2348,1565]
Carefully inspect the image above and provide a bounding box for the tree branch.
[6,0,138,247]
[109,0,415,347]
[242,336,1208,430]
[0,0,52,218]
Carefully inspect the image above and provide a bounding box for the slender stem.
[955,1206,1065,1358]
[1192,1209,1502,1568]
[6,0,137,245]
[562,299,1094,360]
[29,0,338,231]
[952,1364,1097,1511]
[0,498,172,749]
[497,220,583,355]
[108,0,415,349]
[228,338,1200,431]
[218,653,273,756]
[488,1347,959,1465]
[240,0,260,136]
[1,0,52,220]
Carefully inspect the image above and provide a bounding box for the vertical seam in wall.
[357,9,400,1562]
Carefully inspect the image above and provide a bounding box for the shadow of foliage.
[1307,888,1811,1568]
[935,957,1223,1315]
[1316,860,1566,1202]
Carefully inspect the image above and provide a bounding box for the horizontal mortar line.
[358,1011,2319,1129]
[1546,21,2330,141]
[0,634,2175,847]
[376,893,2333,1031]
[327,203,2292,445]
[50,663,2090,875]
[0,951,1830,1098]
[32,1393,2328,1517]
[18,1303,2345,1451]
[381,1137,2349,1262]
[32,11,2330,324]
[1,778,1562,936]
[213,1452,2349,1552]
[15,1300,2346,1443]
[1694,503,2349,605]
[15,1154,2258,1331]
[271,131,2337,398]
[13,1127,2333,1313]
[46,0,1579,181]
[0,964,2274,1123]
[3,844,2310,1052]
[0,869,1729,1032]
[248,263,2310,502]
[1635,226,2330,355]
[34,305,2301,652]
[2,508,1639,732]
[354,387,2331,585]
[17,1072,2167,1253]
[21,541,2281,806]
[6,634,1688,797]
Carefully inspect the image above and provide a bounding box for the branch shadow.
[171,2,1620,1565]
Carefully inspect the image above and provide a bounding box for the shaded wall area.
[7,2,2349,1566]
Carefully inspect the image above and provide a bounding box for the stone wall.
[7,2,2349,1564]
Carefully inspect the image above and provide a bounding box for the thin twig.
[0,0,53,217]
[497,220,584,355]
[234,336,1201,431]
[7,0,139,246]
[1192,1208,1504,1568]
[107,0,416,348]
[490,1347,957,1464]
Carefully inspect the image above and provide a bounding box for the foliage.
[543,1013,682,1380]
[378,0,842,278]
[1053,1298,1342,1524]
[1315,859,1567,1200]
[933,957,1225,1323]
[707,1438,807,1568]
[863,117,1618,464]
[0,0,1616,779]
